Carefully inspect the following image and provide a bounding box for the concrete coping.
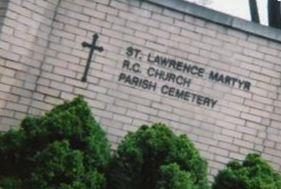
[145,0,281,43]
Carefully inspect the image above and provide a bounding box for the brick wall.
[0,0,61,129]
[0,0,281,179]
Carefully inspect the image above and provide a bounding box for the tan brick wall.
[0,0,61,129]
[1,0,281,179]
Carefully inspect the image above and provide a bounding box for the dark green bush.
[0,96,111,189]
[157,163,195,189]
[212,154,281,189]
[29,140,85,189]
[107,123,209,189]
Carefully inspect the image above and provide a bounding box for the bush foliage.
[212,153,281,189]
[107,123,210,189]
[157,163,195,189]
[0,96,111,189]
[1,96,280,189]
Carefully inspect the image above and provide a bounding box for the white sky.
[186,0,268,25]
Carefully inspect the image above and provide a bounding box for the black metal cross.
[81,33,104,82]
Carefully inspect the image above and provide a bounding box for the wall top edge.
[144,0,281,43]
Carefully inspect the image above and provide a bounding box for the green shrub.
[107,123,209,189]
[29,140,85,189]
[212,154,281,189]
[0,96,111,189]
[0,178,22,189]
[157,163,196,189]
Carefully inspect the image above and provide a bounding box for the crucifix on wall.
[81,33,104,82]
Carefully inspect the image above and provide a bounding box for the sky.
[186,0,268,25]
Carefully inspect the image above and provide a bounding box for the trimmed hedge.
[0,96,111,189]
[1,96,281,189]
[212,154,281,189]
[157,163,195,189]
[107,124,210,189]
